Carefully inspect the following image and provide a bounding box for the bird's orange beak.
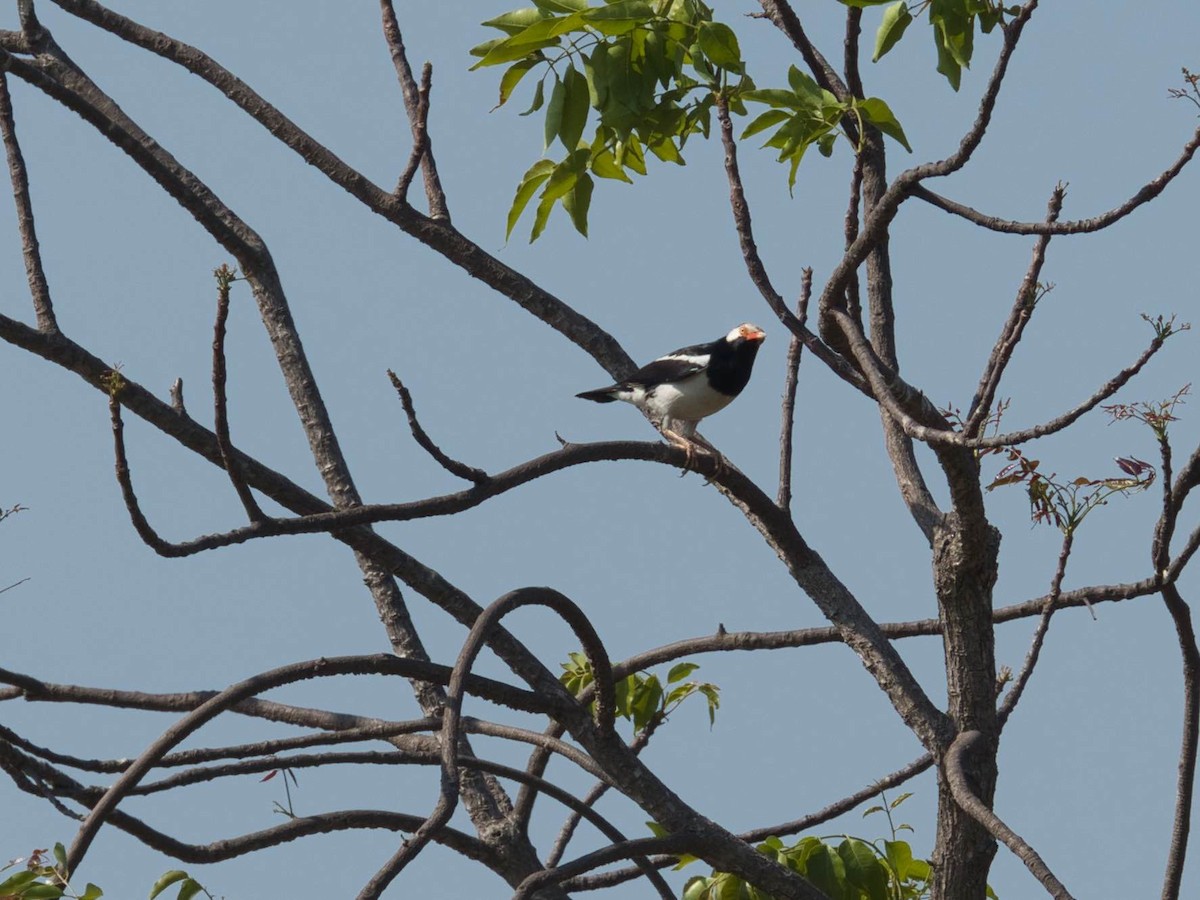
[742,325,766,342]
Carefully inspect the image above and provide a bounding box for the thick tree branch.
[1160,582,1200,900]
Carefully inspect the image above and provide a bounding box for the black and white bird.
[576,323,766,463]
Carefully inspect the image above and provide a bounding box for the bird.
[576,323,766,466]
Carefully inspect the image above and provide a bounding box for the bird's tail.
[576,387,619,403]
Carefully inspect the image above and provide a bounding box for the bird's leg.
[661,427,698,472]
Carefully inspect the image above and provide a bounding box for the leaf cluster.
[682,833,931,900]
[474,0,925,238]
[560,654,719,732]
[0,845,101,900]
[985,446,1156,533]
[841,0,1022,90]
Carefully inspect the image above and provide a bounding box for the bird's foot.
[663,430,722,477]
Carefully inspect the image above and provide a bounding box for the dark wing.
[625,354,706,387]
[624,339,717,387]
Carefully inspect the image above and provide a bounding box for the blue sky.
[4,2,1200,898]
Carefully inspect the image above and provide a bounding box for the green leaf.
[883,840,913,882]
[786,65,825,107]
[803,844,848,900]
[531,151,587,240]
[741,108,790,140]
[175,879,203,900]
[631,674,664,730]
[646,136,683,164]
[533,0,589,11]
[890,791,914,809]
[933,31,962,90]
[0,871,41,893]
[51,844,67,872]
[697,22,742,73]
[507,159,555,239]
[616,135,647,175]
[79,885,104,900]
[838,838,889,900]
[496,58,539,109]
[873,1,913,61]
[544,75,566,149]
[470,35,559,70]
[149,871,189,900]
[932,0,974,68]
[559,66,591,149]
[645,821,669,838]
[907,858,932,880]
[583,0,654,35]
[590,147,632,182]
[519,78,546,116]
[858,97,912,151]
[508,11,587,47]
[741,88,800,110]
[481,8,547,35]
[562,170,594,236]
[668,662,700,684]
[21,885,64,899]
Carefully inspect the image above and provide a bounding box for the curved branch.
[357,586,622,899]
[56,652,564,873]
[909,121,1200,236]
[944,731,1075,899]
[387,369,487,483]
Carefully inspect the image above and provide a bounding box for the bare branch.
[388,369,487,483]
[909,121,1200,235]
[379,1,449,219]
[967,185,1065,435]
[0,72,56,332]
[945,731,1075,899]
[997,530,1074,727]
[777,269,811,511]
[356,588,632,900]
[1160,582,1200,900]
[212,264,267,522]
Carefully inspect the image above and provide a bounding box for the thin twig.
[998,529,1074,727]
[212,264,267,522]
[778,269,812,510]
[908,121,1200,235]
[379,0,449,219]
[966,185,1065,436]
[944,731,1075,899]
[387,369,487,483]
